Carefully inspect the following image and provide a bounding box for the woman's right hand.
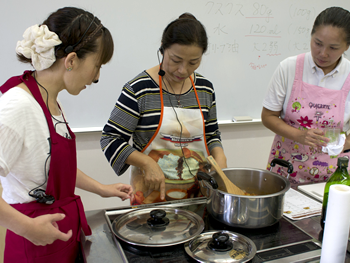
[23,213,72,246]
[140,157,166,200]
[298,128,329,148]
[0,197,72,246]
[126,152,166,200]
[262,107,329,147]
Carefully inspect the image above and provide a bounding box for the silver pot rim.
[201,167,291,228]
[205,167,291,197]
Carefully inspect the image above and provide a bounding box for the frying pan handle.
[270,158,293,174]
[197,171,218,189]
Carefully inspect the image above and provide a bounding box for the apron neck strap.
[21,71,58,141]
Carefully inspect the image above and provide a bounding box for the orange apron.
[131,75,210,205]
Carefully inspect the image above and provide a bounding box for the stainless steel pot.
[198,161,291,229]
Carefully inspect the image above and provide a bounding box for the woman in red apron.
[101,13,227,204]
[0,7,132,262]
[262,7,350,188]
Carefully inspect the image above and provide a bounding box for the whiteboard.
[1,0,350,130]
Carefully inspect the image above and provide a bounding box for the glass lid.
[184,230,257,263]
[112,207,205,247]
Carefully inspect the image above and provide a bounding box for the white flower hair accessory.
[16,24,62,71]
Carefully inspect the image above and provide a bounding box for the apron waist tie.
[74,196,92,238]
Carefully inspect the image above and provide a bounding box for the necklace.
[164,77,185,107]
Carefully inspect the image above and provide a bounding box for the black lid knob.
[208,232,233,252]
[150,209,166,220]
[147,209,169,228]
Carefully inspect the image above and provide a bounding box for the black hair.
[161,13,208,54]
[311,6,350,45]
[17,7,114,66]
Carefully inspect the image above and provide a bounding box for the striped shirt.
[100,71,223,175]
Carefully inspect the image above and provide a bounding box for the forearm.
[0,196,32,237]
[75,168,104,196]
[261,107,305,143]
[210,147,227,169]
[125,150,155,169]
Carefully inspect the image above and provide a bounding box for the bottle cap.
[337,157,349,167]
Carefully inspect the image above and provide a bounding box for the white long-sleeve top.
[0,87,69,204]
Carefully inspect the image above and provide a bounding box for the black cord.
[162,78,198,179]
[28,72,67,199]
[157,50,202,195]
[28,138,51,198]
[33,72,70,136]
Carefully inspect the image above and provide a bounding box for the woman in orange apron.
[262,7,350,188]
[0,7,132,262]
[101,13,227,204]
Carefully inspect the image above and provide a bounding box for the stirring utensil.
[206,156,246,195]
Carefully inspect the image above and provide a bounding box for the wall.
[75,122,275,211]
[2,1,350,130]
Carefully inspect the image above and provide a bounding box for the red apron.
[1,71,91,263]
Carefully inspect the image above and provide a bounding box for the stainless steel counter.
[82,205,350,263]
[82,209,125,262]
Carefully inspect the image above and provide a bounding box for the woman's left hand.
[75,169,134,201]
[100,183,133,201]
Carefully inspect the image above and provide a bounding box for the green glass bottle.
[320,157,350,229]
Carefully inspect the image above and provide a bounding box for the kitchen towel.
[322,134,346,156]
[320,184,350,263]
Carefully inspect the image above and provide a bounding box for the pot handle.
[270,158,293,174]
[197,171,218,189]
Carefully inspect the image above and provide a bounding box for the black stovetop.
[105,199,320,263]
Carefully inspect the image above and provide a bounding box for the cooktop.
[104,198,321,263]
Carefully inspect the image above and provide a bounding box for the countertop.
[82,204,350,263]
[82,209,125,262]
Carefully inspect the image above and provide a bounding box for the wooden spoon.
[206,155,246,195]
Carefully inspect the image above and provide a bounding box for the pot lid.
[112,207,204,247]
[184,230,257,263]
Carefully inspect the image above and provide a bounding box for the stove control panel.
[253,241,321,263]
